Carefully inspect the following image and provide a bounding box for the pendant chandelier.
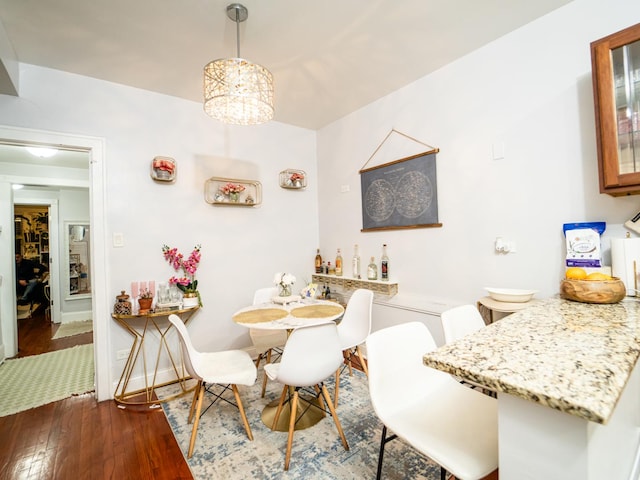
[203,3,274,125]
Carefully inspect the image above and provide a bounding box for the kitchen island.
[423,297,640,480]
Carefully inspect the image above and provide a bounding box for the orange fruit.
[585,272,612,281]
[565,267,587,280]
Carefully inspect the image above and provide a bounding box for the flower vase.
[279,285,292,297]
[138,297,153,314]
[229,192,239,202]
[182,292,200,308]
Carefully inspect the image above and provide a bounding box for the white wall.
[0,64,318,391]
[317,0,640,314]
[1,0,639,394]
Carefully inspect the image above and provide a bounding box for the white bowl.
[485,287,538,303]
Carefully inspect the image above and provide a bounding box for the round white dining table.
[232,298,344,331]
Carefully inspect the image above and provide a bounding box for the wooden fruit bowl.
[560,278,626,304]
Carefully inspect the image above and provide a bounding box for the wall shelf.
[205,177,262,206]
[311,274,398,296]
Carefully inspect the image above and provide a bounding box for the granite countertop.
[423,297,640,424]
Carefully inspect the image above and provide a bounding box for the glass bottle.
[315,248,322,274]
[328,261,335,275]
[367,256,378,280]
[381,244,389,281]
[352,244,361,279]
[335,248,343,276]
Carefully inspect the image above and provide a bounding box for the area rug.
[17,303,40,320]
[159,369,441,479]
[52,320,93,339]
[0,344,94,417]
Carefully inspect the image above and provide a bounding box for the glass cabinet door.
[612,39,640,175]
[591,22,640,196]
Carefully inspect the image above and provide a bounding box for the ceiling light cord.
[234,7,241,58]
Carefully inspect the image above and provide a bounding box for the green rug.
[0,344,95,417]
[52,320,93,339]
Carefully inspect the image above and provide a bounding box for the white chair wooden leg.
[284,390,299,471]
[232,384,253,441]
[272,384,288,430]
[321,384,349,451]
[188,383,205,458]
[334,367,341,409]
[356,345,368,377]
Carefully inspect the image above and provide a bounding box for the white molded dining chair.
[334,288,373,407]
[366,321,498,480]
[264,322,350,471]
[440,304,486,344]
[440,304,493,394]
[248,286,287,397]
[168,314,257,458]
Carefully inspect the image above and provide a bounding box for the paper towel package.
[611,237,640,296]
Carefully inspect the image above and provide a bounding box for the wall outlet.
[116,349,129,360]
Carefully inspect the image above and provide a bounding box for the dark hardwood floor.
[0,304,192,480]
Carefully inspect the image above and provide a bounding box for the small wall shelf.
[279,169,307,189]
[311,274,398,296]
[205,177,262,206]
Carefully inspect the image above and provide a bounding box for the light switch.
[113,233,124,247]
[492,142,505,160]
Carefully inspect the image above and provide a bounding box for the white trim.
[0,125,110,401]
[60,310,92,324]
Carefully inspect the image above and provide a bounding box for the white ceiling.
[0,0,572,130]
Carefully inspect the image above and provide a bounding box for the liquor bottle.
[335,248,343,276]
[381,244,389,281]
[315,248,322,274]
[367,256,378,280]
[352,244,361,279]
[322,260,327,274]
[328,261,335,275]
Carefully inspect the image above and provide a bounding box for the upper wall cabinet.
[591,22,640,196]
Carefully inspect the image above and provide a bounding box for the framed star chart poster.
[360,149,441,232]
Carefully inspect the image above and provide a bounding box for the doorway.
[0,126,110,401]
[14,204,52,327]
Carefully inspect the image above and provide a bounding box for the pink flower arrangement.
[220,183,246,195]
[162,244,202,304]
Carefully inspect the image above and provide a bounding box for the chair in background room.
[168,314,257,458]
[366,321,498,480]
[249,286,288,397]
[265,322,350,470]
[334,288,373,407]
[440,304,486,344]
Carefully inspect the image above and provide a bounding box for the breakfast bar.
[423,297,640,480]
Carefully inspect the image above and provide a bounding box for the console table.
[112,306,199,405]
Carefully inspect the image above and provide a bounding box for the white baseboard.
[60,310,92,324]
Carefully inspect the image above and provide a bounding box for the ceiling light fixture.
[203,3,274,125]
[25,147,58,158]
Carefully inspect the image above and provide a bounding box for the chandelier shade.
[203,57,274,125]
[203,3,274,125]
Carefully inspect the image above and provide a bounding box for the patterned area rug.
[0,344,94,417]
[159,369,441,479]
[52,320,93,339]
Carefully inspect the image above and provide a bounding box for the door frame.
[0,125,110,401]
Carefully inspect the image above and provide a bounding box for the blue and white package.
[563,222,606,268]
